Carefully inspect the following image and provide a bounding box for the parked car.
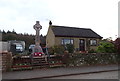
[16,44,24,52]
[29,44,35,52]
[8,40,25,54]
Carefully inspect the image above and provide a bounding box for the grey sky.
[0,0,119,40]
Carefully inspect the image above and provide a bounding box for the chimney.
[36,21,39,24]
[49,20,52,26]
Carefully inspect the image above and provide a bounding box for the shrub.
[96,42,116,53]
[66,44,74,53]
[48,47,54,55]
[48,45,65,55]
[88,49,97,53]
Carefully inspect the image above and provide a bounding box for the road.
[49,71,118,79]
[2,64,118,80]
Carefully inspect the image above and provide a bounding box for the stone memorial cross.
[33,21,43,53]
[33,21,42,46]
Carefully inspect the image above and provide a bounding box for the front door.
[79,39,85,51]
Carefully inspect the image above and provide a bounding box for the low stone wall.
[1,52,118,71]
[68,53,118,67]
[1,52,12,72]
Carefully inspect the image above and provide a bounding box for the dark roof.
[51,25,102,38]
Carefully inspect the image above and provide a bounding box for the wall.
[69,53,117,66]
[46,26,55,48]
[0,42,9,52]
[1,52,12,72]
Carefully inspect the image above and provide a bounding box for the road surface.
[2,64,118,80]
[49,71,118,79]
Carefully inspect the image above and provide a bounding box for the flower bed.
[48,55,64,67]
[11,56,32,71]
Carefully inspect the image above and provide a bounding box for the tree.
[2,30,35,50]
[2,30,6,34]
[7,30,12,33]
[97,42,116,53]
[12,29,17,34]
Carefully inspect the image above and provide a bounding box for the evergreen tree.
[7,30,11,33]
[12,29,16,34]
[2,30,6,34]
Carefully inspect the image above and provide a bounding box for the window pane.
[90,40,97,45]
[62,39,74,45]
[71,40,73,44]
[64,39,70,44]
[93,40,97,45]
[62,39,64,44]
[90,40,93,45]
[16,45,22,50]
[81,40,84,43]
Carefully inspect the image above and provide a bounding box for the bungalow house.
[46,21,102,52]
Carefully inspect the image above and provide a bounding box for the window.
[16,44,23,51]
[62,39,74,45]
[90,39,97,46]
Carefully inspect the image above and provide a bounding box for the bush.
[96,42,116,53]
[66,44,74,53]
[48,44,75,55]
[48,45,65,55]
[88,49,97,53]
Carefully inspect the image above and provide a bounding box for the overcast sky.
[0,0,119,40]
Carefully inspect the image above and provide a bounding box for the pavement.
[2,64,119,80]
